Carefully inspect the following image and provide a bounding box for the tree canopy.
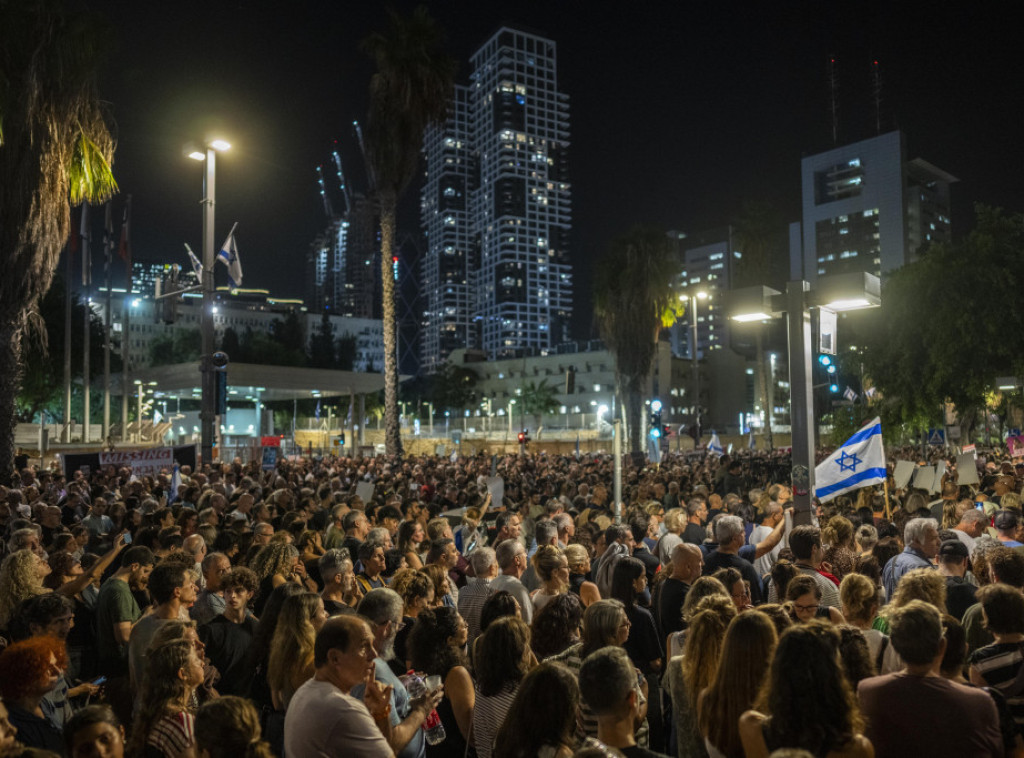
[861,205,1024,439]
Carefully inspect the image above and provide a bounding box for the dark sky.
[93,0,1022,340]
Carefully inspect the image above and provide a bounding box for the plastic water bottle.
[402,671,446,745]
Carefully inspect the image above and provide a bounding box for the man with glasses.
[352,589,443,758]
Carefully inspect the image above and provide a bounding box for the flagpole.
[120,196,132,445]
[103,202,113,444]
[63,211,74,443]
[883,477,892,520]
[81,202,91,444]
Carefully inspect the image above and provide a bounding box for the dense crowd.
[1,446,1023,758]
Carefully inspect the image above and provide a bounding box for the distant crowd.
[1,444,1023,758]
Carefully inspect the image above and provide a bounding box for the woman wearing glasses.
[785,575,844,625]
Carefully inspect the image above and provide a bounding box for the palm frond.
[68,129,117,205]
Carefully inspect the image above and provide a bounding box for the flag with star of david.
[814,417,886,503]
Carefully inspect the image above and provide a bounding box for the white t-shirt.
[284,678,391,758]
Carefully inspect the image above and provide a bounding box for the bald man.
[656,543,703,642]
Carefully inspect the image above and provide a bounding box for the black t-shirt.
[682,522,705,545]
[199,614,259,696]
[945,576,978,621]
[657,578,690,638]
[323,598,356,617]
[623,604,664,676]
[702,549,764,604]
[633,546,660,584]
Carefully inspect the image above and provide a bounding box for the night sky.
[93,1,1022,339]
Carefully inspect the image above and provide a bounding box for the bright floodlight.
[210,140,231,151]
[696,291,709,300]
[732,311,773,322]
[188,151,205,161]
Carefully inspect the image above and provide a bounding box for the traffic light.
[649,398,662,436]
[663,424,672,438]
[818,354,837,375]
[517,430,530,445]
[829,383,840,394]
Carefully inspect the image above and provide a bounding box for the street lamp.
[187,139,230,465]
[680,290,709,439]
[726,272,880,524]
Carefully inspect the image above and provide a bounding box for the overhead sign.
[819,307,837,355]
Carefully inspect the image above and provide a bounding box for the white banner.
[99,447,175,475]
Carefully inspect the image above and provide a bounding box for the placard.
[912,465,935,490]
[957,454,980,485]
[893,460,916,490]
[355,481,375,504]
[261,446,278,471]
[486,476,504,510]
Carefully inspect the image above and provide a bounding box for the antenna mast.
[828,55,839,145]
[871,59,883,134]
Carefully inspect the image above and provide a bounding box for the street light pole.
[688,291,708,442]
[199,146,217,466]
[786,281,816,524]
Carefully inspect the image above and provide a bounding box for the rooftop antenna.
[871,58,883,134]
[316,165,334,219]
[828,55,839,145]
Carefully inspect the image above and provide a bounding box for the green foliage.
[861,205,1024,439]
[431,362,478,412]
[519,379,561,430]
[594,225,681,452]
[148,329,201,366]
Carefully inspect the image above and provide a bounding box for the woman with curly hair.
[407,606,474,757]
[128,640,204,758]
[822,516,858,582]
[398,519,427,570]
[665,595,736,758]
[248,543,302,616]
[0,549,51,632]
[195,696,274,758]
[698,610,778,758]
[739,622,873,758]
[531,544,570,614]
[391,569,434,671]
[267,592,328,710]
[0,636,67,753]
[529,591,584,660]
[422,563,454,608]
[872,566,946,634]
[472,617,533,758]
[492,662,579,758]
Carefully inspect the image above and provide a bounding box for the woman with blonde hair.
[530,544,569,613]
[664,594,737,758]
[267,592,328,710]
[248,543,303,616]
[563,543,601,606]
[698,611,778,758]
[872,566,946,634]
[839,572,901,674]
[667,575,730,657]
[0,549,51,631]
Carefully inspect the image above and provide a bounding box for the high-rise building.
[305,194,379,319]
[421,26,572,371]
[791,130,956,284]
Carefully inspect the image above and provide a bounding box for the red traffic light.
[517,432,526,443]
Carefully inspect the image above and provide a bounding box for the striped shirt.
[147,711,195,757]
[970,641,1024,732]
[472,684,518,758]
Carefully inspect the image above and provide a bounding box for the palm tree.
[519,380,561,437]
[593,226,680,456]
[361,7,455,457]
[0,1,117,474]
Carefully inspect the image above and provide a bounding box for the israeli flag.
[216,229,243,288]
[815,417,886,503]
[169,463,181,504]
[748,430,756,449]
[843,386,858,402]
[314,399,321,421]
[708,432,724,457]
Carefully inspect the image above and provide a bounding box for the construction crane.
[316,165,334,219]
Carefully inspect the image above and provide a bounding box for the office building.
[791,130,956,284]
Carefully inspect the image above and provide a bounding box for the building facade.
[791,130,956,284]
[421,26,573,370]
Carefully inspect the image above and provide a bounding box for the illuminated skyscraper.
[421,26,572,371]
